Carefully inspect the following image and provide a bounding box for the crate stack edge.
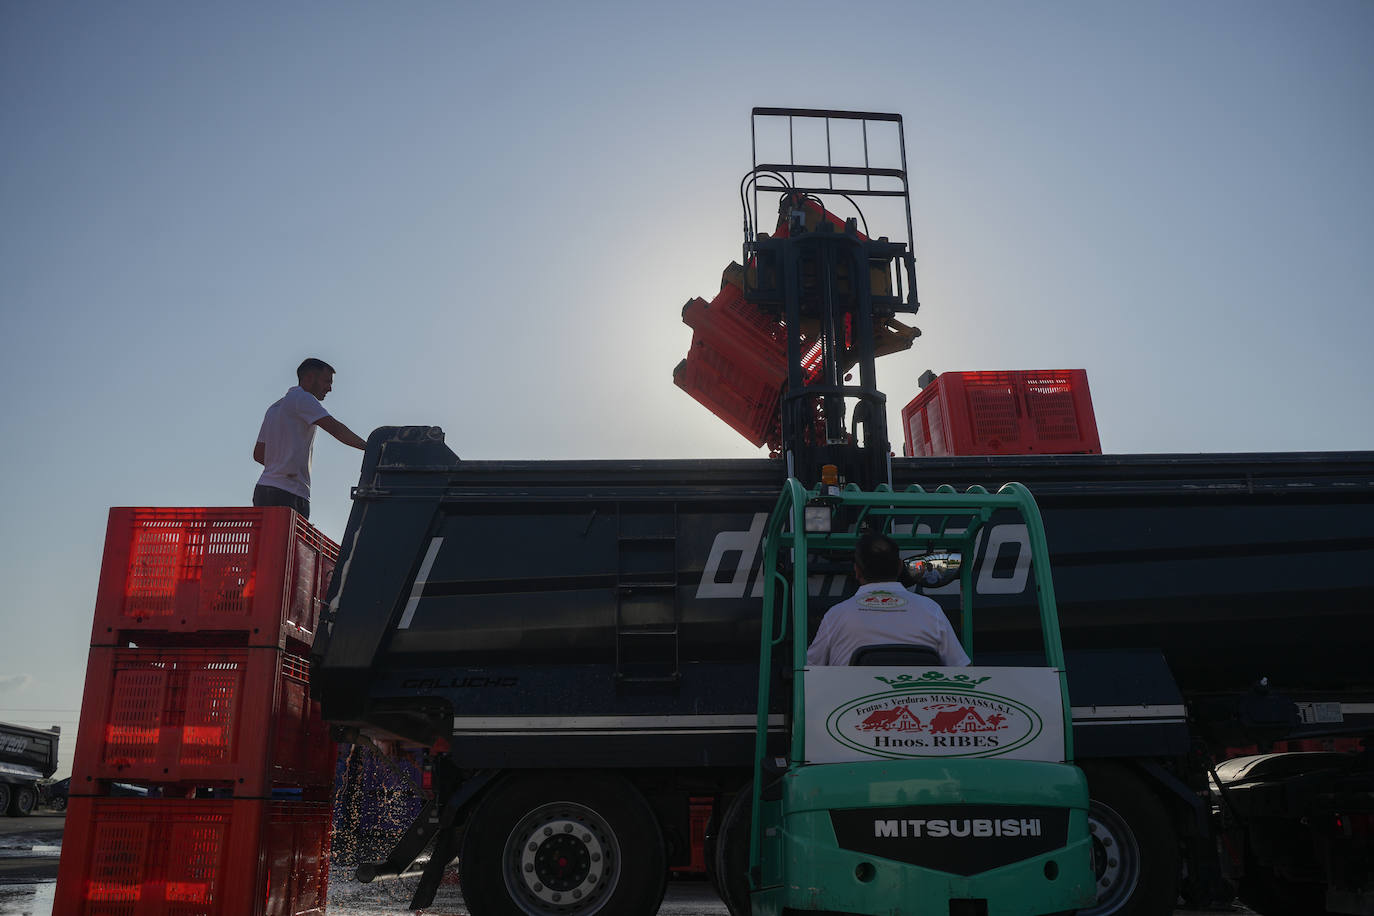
[57,506,339,916]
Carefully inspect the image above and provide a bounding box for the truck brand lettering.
[0,735,28,754]
[873,818,1042,839]
[976,524,1030,595]
[696,514,767,599]
[697,519,1032,599]
[401,676,518,689]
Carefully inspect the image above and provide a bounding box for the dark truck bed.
[0,722,59,782]
[313,426,1374,766]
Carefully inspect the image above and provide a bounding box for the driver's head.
[855,532,903,584]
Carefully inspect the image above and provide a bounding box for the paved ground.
[0,815,62,886]
[0,811,1253,916]
[327,876,1252,916]
[0,814,62,916]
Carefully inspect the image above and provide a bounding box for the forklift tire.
[7,785,36,817]
[457,771,667,916]
[711,785,753,916]
[702,800,723,902]
[1078,762,1179,916]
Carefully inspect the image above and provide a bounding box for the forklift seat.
[848,644,943,667]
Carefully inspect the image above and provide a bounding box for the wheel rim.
[1081,799,1142,915]
[502,801,621,916]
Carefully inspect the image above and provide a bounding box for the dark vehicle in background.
[42,775,150,812]
[0,721,59,817]
[41,777,69,812]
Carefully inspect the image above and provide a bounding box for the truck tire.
[7,785,36,817]
[0,784,9,817]
[1078,762,1179,916]
[457,772,667,916]
[711,785,752,916]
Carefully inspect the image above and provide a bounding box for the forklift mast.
[742,107,921,491]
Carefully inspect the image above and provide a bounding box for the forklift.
[720,108,1096,916]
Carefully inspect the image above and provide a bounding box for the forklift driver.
[805,532,971,667]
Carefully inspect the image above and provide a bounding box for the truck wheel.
[1078,762,1178,916]
[0,785,10,817]
[711,785,752,916]
[457,772,667,916]
[7,785,36,817]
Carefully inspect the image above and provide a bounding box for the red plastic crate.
[684,283,792,379]
[72,646,335,796]
[902,370,1102,457]
[55,797,330,916]
[675,282,825,449]
[671,799,713,875]
[675,340,782,448]
[91,508,338,650]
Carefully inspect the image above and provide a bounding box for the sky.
[1,2,1371,777]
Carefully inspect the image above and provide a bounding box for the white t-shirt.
[256,386,330,499]
[806,581,971,667]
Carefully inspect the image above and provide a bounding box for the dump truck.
[312,109,1374,916]
[0,721,59,817]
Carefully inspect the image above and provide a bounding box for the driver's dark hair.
[855,532,903,582]
[297,357,335,380]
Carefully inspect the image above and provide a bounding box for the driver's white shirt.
[805,581,971,667]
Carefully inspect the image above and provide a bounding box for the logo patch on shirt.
[857,590,909,610]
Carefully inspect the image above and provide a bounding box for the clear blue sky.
[2,2,1371,775]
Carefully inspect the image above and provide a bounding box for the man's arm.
[253,442,265,465]
[315,415,367,450]
[936,619,972,667]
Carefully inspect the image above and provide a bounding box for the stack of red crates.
[674,196,918,452]
[674,280,820,448]
[670,797,714,876]
[56,508,339,916]
[901,370,1103,457]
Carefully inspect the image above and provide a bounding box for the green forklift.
[736,477,1096,916]
[705,108,1095,915]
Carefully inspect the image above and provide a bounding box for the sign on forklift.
[805,665,1065,763]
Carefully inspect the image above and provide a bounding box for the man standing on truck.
[252,357,366,519]
[806,532,971,667]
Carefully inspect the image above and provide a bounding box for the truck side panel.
[313,429,1374,761]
